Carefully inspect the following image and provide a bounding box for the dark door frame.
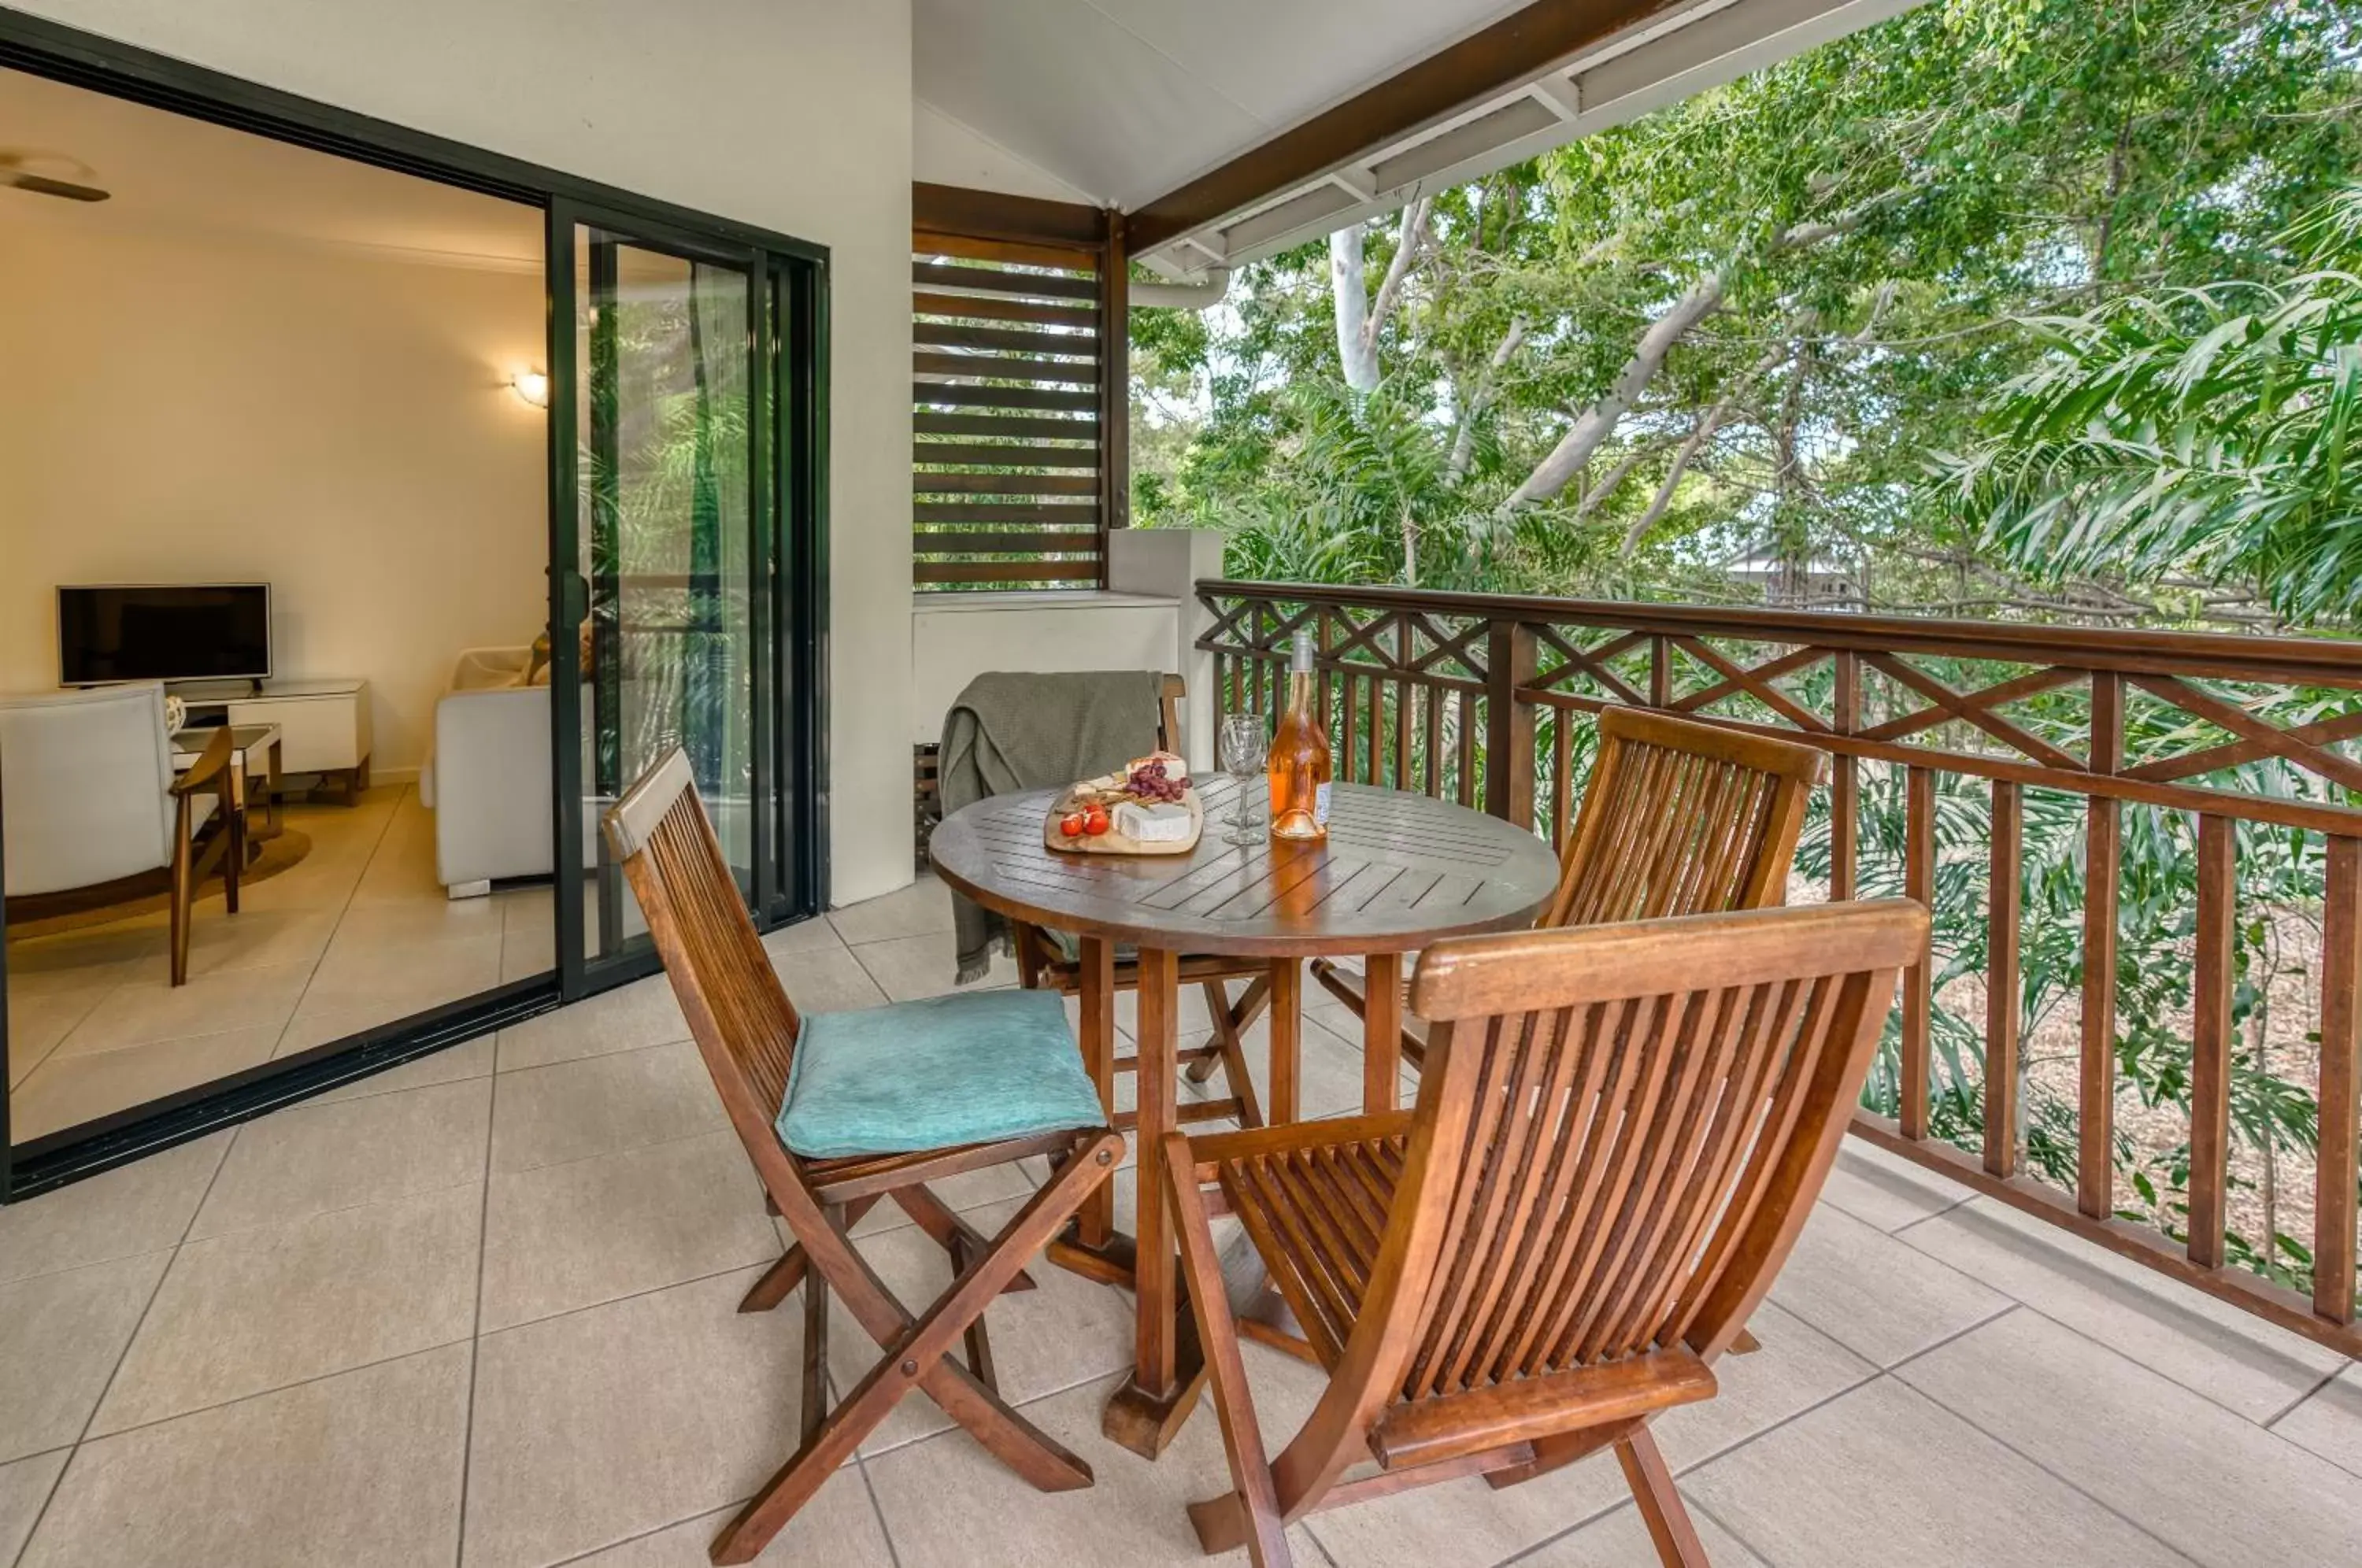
[0,6,831,1200]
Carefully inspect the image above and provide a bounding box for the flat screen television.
[57,583,273,686]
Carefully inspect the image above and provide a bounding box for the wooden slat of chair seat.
[1165,900,1927,1568]
[606,751,1124,1566]
[1307,707,1827,1069]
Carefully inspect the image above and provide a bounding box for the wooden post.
[1485,620,1538,827]
[2188,814,2234,1270]
[1097,209,1129,575]
[1830,652,1860,901]
[1901,765,1934,1141]
[2079,672,2123,1221]
[1984,779,2022,1178]
[2316,835,2361,1323]
[1076,935,1118,1249]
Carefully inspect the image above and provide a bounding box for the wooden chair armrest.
[1179,1111,1415,1182]
[171,728,235,797]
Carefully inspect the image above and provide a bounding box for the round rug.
[3,829,314,939]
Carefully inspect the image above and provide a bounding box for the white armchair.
[423,646,553,897]
[0,682,240,984]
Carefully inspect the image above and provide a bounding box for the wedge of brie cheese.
[1113,800,1193,842]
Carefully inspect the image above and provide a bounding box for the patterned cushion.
[776,988,1105,1159]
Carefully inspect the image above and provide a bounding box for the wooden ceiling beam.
[913,180,1107,250]
[1126,0,1685,255]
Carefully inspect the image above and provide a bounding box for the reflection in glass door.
[550,206,813,994]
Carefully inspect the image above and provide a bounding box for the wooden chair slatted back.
[605,753,805,1167]
[1546,708,1827,930]
[1375,902,1922,1408]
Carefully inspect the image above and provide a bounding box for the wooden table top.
[929,776,1561,958]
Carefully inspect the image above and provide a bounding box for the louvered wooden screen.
[913,228,1116,589]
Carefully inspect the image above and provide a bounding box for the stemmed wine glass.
[1220,712,1268,847]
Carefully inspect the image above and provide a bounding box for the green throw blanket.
[938,670,1164,983]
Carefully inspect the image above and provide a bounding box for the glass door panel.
[574,224,757,967]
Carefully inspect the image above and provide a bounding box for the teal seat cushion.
[776,988,1105,1159]
[1039,926,1138,965]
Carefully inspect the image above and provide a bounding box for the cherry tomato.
[1058,812,1085,838]
[1083,804,1111,836]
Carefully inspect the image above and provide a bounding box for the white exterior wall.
[15,0,918,904]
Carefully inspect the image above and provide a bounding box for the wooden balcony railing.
[1198,577,2362,1358]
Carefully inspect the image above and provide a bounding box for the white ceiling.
[911,0,1535,211]
[0,65,542,270]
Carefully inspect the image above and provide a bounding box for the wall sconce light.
[511,369,550,409]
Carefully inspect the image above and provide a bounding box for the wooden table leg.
[1363,951,1403,1112]
[1268,956,1301,1126]
[1103,944,1205,1458]
[1071,936,1118,1252]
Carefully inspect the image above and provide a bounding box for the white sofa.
[422,647,556,897]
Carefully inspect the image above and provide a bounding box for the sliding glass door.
[550,206,818,992]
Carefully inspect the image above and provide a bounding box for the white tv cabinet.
[176,678,372,800]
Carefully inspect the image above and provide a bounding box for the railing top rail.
[1198,578,2362,690]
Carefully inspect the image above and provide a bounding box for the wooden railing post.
[2188,813,2235,1270]
[2080,671,2123,1221]
[1486,619,1537,827]
[2317,835,2361,1323]
[1984,779,2023,1178]
[1901,765,1935,1141]
[1831,652,1860,900]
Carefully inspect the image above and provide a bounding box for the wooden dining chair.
[1308,707,1828,1068]
[1012,671,1277,1130]
[605,750,1125,1566]
[1164,899,1926,1567]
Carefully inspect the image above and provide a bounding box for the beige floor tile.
[852,930,1016,1001]
[771,943,890,1014]
[1900,1308,2362,1566]
[20,1344,468,1568]
[762,913,846,956]
[463,1267,809,1568]
[0,1134,227,1285]
[479,1129,779,1331]
[6,991,102,1089]
[272,998,439,1058]
[1230,1011,1374,1121]
[495,977,689,1073]
[1764,1203,2009,1367]
[490,1041,725,1173]
[50,960,311,1058]
[3,926,168,990]
[2273,1363,2362,1478]
[298,930,504,1015]
[502,919,558,982]
[328,894,507,949]
[0,1252,172,1462]
[1305,1448,1630,1568]
[827,874,954,946]
[0,1449,68,1566]
[1898,1196,2346,1422]
[1816,1137,1975,1233]
[91,1182,480,1434]
[553,1481,894,1567]
[863,1370,1330,1568]
[188,1078,491,1237]
[310,1034,496,1104]
[1652,1300,1877,1467]
[9,1025,283,1141]
[179,906,340,979]
[1515,1498,1767,1567]
[1684,1374,2184,1566]
[830,1193,1138,1456]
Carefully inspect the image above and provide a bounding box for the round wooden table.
[928,775,1560,1457]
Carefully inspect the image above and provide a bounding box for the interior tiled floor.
[5,786,551,1142]
[2,874,2360,1566]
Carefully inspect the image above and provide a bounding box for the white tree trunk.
[1330,227,1379,394]
[1502,273,1727,509]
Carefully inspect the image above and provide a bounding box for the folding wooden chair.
[1011,672,1277,1130]
[1164,899,1926,1566]
[1309,707,1827,1069]
[605,751,1125,1566]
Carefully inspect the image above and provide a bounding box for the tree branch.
[1447,314,1528,483]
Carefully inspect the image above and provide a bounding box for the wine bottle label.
[1315,782,1331,825]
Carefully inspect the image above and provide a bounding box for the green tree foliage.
[1135,0,2362,616]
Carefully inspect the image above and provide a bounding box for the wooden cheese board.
[1042,768,1205,856]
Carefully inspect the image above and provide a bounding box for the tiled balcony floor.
[4,875,2361,1566]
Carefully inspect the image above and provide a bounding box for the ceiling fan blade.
[2,171,110,202]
